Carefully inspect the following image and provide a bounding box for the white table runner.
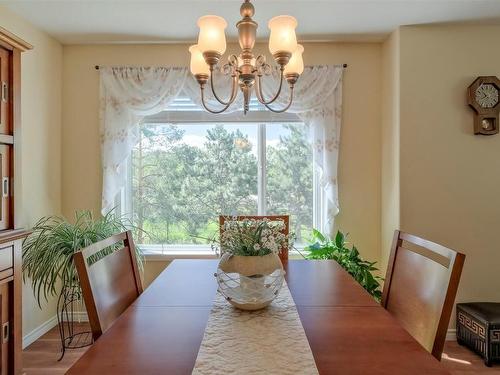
[192,282,319,375]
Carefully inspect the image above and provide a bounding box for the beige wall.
[2,1,498,343]
[0,6,63,337]
[380,30,400,273]
[61,42,382,264]
[1,8,495,338]
[379,24,500,329]
[143,261,170,288]
[397,24,500,315]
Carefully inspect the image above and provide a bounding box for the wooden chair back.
[73,231,143,341]
[219,215,290,264]
[381,230,465,360]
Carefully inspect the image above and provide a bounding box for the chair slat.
[382,230,465,360]
[399,232,456,259]
[397,245,451,268]
[74,230,142,341]
[80,232,128,259]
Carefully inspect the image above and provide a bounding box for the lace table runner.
[192,282,319,375]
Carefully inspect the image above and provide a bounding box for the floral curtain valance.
[99,65,343,235]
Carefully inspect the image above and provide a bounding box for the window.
[123,99,317,253]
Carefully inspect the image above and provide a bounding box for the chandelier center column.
[189,0,304,114]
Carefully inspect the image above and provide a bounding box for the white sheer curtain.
[100,67,188,211]
[260,65,343,233]
[99,65,343,235]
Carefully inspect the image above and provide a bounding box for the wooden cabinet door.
[0,146,11,231]
[0,48,9,135]
[0,282,8,375]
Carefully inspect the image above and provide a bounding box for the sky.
[141,122,309,156]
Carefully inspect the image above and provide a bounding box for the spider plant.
[22,210,143,307]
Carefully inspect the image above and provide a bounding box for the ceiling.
[2,0,500,44]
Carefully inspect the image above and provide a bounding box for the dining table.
[67,259,450,374]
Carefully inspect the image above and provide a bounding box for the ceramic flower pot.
[216,253,285,310]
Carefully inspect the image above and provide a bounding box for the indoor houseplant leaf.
[305,229,383,301]
[22,210,143,307]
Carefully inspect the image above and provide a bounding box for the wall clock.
[467,76,500,135]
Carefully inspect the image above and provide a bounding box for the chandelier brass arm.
[199,73,240,114]
[254,67,285,106]
[261,84,295,114]
[208,54,239,106]
[189,0,304,114]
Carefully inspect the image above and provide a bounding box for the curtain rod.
[94,63,348,70]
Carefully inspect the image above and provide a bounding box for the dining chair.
[219,215,290,263]
[73,230,143,341]
[381,230,465,360]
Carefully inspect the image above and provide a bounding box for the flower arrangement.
[217,217,291,257]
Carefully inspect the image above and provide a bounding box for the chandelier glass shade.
[189,0,304,114]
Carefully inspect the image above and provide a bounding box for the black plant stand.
[56,282,93,361]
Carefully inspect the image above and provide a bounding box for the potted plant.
[305,229,382,301]
[22,210,143,359]
[23,210,143,305]
[214,217,291,311]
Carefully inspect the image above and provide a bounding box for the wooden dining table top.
[67,259,450,375]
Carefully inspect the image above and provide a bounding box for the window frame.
[119,109,318,258]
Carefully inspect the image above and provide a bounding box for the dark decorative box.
[457,303,500,366]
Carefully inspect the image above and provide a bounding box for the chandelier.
[189,0,304,114]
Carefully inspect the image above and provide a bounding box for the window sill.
[141,246,307,262]
[143,250,218,261]
[140,244,218,261]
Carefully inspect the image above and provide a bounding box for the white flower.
[217,218,292,256]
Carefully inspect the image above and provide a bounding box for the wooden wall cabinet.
[0,46,13,231]
[0,26,33,375]
[0,231,27,375]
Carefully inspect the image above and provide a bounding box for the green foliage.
[132,123,313,245]
[22,210,142,307]
[133,124,258,244]
[305,229,383,301]
[267,124,313,242]
[184,125,258,223]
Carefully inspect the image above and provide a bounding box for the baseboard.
[22,311,89,349]
[22,315,58,349]
[446,328,456,341]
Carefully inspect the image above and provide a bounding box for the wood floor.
[22,323,90,375]
[22,323,500,374]
[442,344,500,375]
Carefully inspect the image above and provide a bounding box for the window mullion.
[312,159,320,232]
[257,123,266,215]
[312,146,324,232]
